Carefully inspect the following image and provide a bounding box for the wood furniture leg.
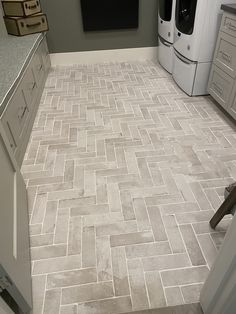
[210,186,236,229]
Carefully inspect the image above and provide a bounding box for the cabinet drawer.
[32,49,45,86]
[221,12,236,38]
[3,88,29,146]
[3,122,17,153]
[41,39,51,72]
[22,66,38,112]
[208,65,234,108]
[229,82,236,120]
[214,32,236,78]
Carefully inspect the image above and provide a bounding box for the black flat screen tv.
[80,0,139,31]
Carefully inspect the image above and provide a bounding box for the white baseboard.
[50,46,158,66]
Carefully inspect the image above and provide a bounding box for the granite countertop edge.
[0,33,44,116]
[221,4,236,15]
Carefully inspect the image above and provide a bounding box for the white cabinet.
[0,36,50,166]
[208,65,234,108]
[208,11,236,120]
[214,32,236,78]
[0,131,32,313]
[229,83,236,120]
[0,35,50,313]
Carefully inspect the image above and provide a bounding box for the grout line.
[124,248,134,310]
[159,270,168,306]
[191,224,210,270]
[41,273,47,313]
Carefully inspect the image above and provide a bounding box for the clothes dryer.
[173,0,234,96]
[158,0,176,73]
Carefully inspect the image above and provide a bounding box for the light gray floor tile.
[47,268,97,289]
[127,259,149,310]
[197,234,218,267]
[110,231,154,247]
[181,283,204,304]
[145,271,166,308]
[179,224,206,266]
[111,247,130,296]
[32,275,46,314]
[43,289,61,314]
[82,226,96,268]
[77,296,132,314]
[161,267,209,287]
[147,206,167,241]
[162,215,185,254]
[142,253,190,271]
[165,287,184,306]
[23,60,235,314]
[96,236,112,281]
[33,255,81,275]
[61,281,114,304]
[125,242,171,259]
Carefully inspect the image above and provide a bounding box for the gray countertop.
[0,33,43,115]
[221,4,236,14]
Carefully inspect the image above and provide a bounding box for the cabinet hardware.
[212,82,223,96]
[226,22,236,32]
[219,51,231,63]
[19,106,28,120]
[30,82,37,90]
[37,64,43,71]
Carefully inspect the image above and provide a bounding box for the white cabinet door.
[200,213,236,314]
[208,65,234,109]
[228,82,236,120]
[0,133,32,313]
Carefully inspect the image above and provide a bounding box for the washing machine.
[173,0,234,96]
[158,0,176,73]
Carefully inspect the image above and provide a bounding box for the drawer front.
[208,65,234,108]
[221,12,236,38]
[41,39,51,72]
[229,83,236,120]
[22,66,38,112]
[17,14,48,36]
[2,121,17,153]
[32,49,45,86]
[3,88,29,145]
[214,32,236,78]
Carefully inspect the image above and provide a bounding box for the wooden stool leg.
[210,187,236,229]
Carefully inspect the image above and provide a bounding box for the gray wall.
[41,0,158,53]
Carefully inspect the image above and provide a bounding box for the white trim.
[50,46,158,66]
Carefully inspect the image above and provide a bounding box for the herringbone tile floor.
[22,60,236,314]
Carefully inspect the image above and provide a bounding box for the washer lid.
[158,0,173,22]
[175,0,197,35]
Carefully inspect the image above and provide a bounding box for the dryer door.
[159,0,173,22]
[158,0,175,43]
[176,0,197,35]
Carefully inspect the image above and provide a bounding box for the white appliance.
[158,0,176,73]
[173,0,233,96]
